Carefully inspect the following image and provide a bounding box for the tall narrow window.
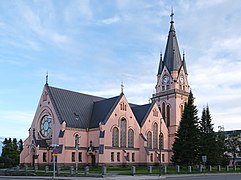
[147,131,152,149]
[72,152,75,162]
[112,127,119,147]
[128,129,134,148]
[43,152,47,162]
[111,152,114,162]
[153,123,158,149]
[126,152,130,161]
[117,152,120,162]
[132,153,135,162]
[150,153,153,162]
[78,152,82,162]
[159,133,164,150]
[120,118,127,147]
[167,105,170,127]
[162,154,165,163]
[162,102,165,122]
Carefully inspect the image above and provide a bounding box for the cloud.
[16,1,71,46]
[0,110,33,124]
[0,110,33,139]
[101,16,120,25]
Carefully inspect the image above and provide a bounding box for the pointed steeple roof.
[157,52,163,75]
[182,51,188,74]
[162,11,182,73]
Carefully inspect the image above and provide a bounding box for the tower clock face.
[40,116,52,137]
[180,76,184,83]
[162,75,169,83]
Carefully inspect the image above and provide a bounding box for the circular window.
[40,116,52,137]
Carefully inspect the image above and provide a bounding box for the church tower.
[152,12,190,152]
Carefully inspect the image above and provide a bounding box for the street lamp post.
[75,135,80,175]
[50,144,59,179]
[159,118,163,177]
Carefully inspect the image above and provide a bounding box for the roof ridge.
[48,85,106,101]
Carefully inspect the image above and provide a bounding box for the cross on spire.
[170,7,174,23]
[121,81,124,93]
[46,71,48,85]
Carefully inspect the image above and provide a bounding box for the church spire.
[161,10,182,73]
[157,52,163,75]
[182,50,188,74]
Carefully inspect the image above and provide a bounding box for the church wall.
[97,95,141,164]
[58,128,88,164]
[140,103,169,164]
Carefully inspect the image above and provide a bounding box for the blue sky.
[0,0,241,146]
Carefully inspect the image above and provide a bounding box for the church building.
[20,13,190,167]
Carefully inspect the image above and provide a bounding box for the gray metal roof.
[47,85,105,128]
[131,103,153,127]
[46,85,157,129]
[163,21,182,72]
[89,95,121,128]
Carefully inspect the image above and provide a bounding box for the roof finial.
[46,71,48,85]
[121,81,124,93]
[183,49,185,60]
[170,7,174,23]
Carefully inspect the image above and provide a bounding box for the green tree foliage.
[1,138,23,168]
[171,91,200,165]
[18,139,23,152]
[225,131,241,166]
[199,105,217,165]
[216,126,229,165]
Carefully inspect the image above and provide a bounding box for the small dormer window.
[153,109,158,117]
[120,102,127,111]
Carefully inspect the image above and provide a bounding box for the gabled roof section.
[131,103,154,127]
[162,13,182,73]
[46,85,104,128]
[89,94,122,128]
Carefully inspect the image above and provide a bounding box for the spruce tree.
[171,91,200,165]
[199,105,217,165]
[1,138,22,167]
[216,126,229,165]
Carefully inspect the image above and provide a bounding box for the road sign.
[52,148,58,156]
[202,155,207,163]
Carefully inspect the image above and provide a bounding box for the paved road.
[1,174,241,180]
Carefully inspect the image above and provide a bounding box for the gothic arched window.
[162,102,166,122]
[147,131,152,149]
[120,118,127,147]
[128,129,134,148]
[112,127,119,147]
[167,105,170,127]
[153,123,158,149]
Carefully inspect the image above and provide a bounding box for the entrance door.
[91,155,96,166]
